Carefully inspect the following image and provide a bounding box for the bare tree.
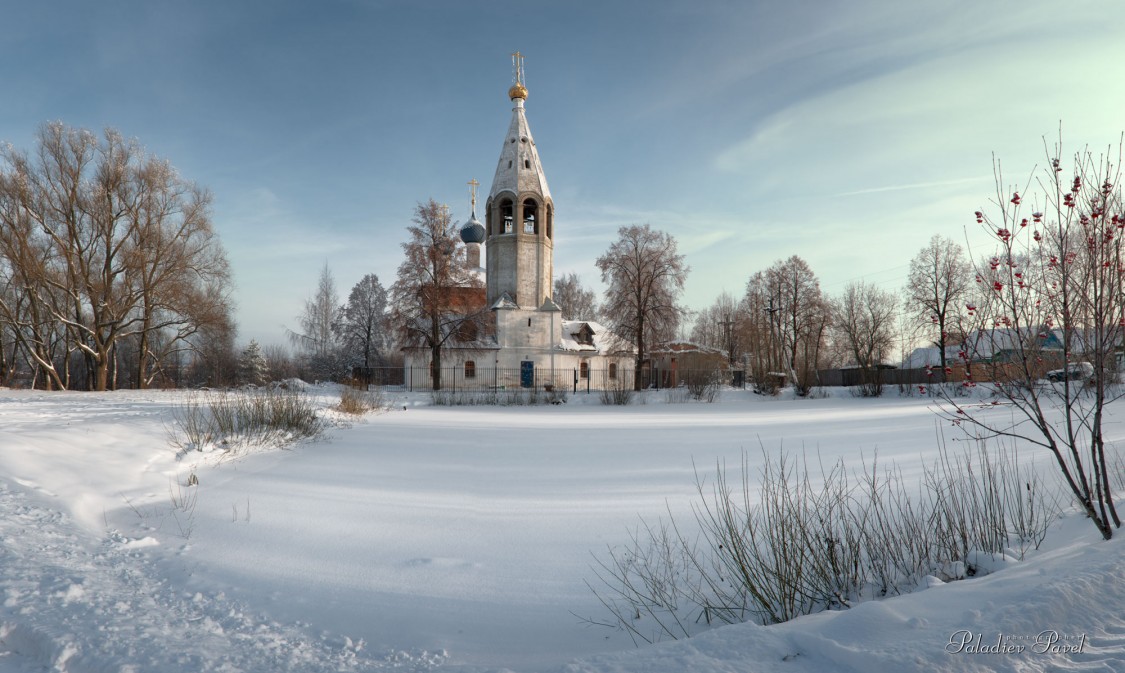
[553,272,599,321]
[337,273,389,373]
[947,135,1123,540]
[832,281,898,396]
[596,224,688,390]
[904,234,972,382]
[689,291,745,364]
[389,199,487,390]
[746,256,830,395]
[0,122,232,390]
[288,262,345,381]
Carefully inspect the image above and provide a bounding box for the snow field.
[0,387,1122,671]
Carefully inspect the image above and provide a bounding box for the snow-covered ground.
[0,386,1122,672]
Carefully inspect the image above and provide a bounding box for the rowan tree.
[596,224,688,390]
[946,134,1124,540]
[389,199,487,390]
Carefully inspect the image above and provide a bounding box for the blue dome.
[460,215,486,244]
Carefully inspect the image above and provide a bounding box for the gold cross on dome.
[467,178,479,211]
[511,51,525,86]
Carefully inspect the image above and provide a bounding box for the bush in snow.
[599,378,634,406]
[586,440,1061,643]
[336,384,386,415]
[167,388,325,455]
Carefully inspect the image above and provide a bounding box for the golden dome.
[508,83,528,101]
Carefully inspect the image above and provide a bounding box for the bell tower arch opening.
[485,51,555,309]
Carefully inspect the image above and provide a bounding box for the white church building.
[402,54,634,391]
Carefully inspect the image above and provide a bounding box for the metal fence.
[353,366,738,393]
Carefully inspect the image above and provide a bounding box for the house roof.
[558,320,631,354]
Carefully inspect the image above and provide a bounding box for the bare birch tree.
[288,262,345,381]
[596,224,688,390]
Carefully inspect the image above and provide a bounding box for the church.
[402,54,634,391]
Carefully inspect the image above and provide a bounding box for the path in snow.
[0,478,447,673]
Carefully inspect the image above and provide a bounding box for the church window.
[464,361,476,378]
[524,159,530,169]
[546,205,553,239]
[580,361,589,379]
[609,363,617,379]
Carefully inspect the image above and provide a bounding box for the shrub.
[600,380,634,406]
[585,440,1062,643]
[168,388,325,455]
[337,385,385,415]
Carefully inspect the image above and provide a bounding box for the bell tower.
[485,51,554,309]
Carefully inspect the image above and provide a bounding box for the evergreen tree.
[237,339,269,385]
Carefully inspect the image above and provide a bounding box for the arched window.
[500,199,513,234]
[609,363,617,380]
[546,204,553,239]
[524,159,531,169]
[464,361,476,379]
[522,199,538,234]
[580,361,589,379]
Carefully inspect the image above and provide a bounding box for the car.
[1046,362,1094,383]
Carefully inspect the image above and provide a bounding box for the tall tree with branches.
[337,273,389,372]
[832,281,898,396]
[904,234,972,383]
[0,122,232,390]
[390,199,487,390]
[746,256,830,394]
[288,262,344,381]
[596,224,688,390]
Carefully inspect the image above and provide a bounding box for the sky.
[5,0,1125,348]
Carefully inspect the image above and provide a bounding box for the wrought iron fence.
[352,365,738,393]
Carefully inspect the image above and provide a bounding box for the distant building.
[402,54,633,389]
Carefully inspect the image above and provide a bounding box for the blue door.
[520,361,534,388]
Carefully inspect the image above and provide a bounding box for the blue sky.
[5,1,1125,347]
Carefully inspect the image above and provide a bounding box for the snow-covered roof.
[648,341,727,357]
[901,346,962,368]
[557,320,631,354]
